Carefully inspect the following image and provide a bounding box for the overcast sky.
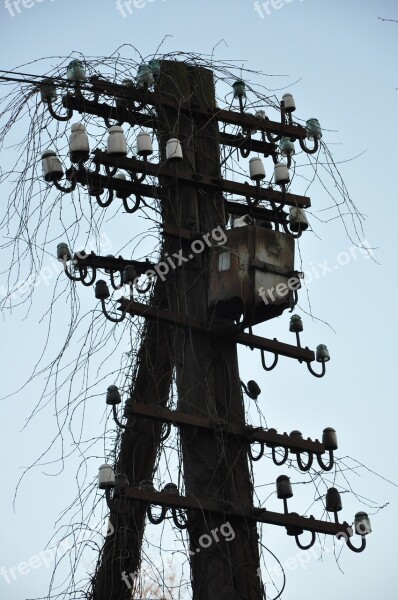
[1,1,397,599]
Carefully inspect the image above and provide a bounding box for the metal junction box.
[208,225,300,326]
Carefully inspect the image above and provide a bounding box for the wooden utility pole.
[93,60,263,600]
[155,61,263,599]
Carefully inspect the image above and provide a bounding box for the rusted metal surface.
[63,83,308,140]
[66,165,162,200]
[121,486,351,537]
[219,131,276,157]
[235,332,314,361]
[214,108,306,139]
[63,94,157,129]
[118,298,315,362]
[208,225,299,325]
[127,402,325,454]
[73,253,154,274]
[92,150,311,209]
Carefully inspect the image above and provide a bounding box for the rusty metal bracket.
[118,485,351,538]
[91,150,311,209]
[118,298,315,362]
[125,402,325,454]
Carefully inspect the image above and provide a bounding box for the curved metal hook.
[54,179,77,194]
[272,446,288,466]
[260,349,279,372]
[295,531,316,550]
[47,98,73,122]
[122,194,141,214]
[346,536,367,553]
[296,451,314,472]
[266,131,282,144]
[78,265,97,287]
[160,422,172,442]
[240,380,258,400]
[248,441,265,462]
[171,507,189,530]
[307,361,327,378]
[245,180,263,208]
[316,450,335,472]
[112,404,134,430]
[281,220,303,239]
[298,136,319,155]
[100,298,126,323]
[134,276,152,294]
[63,261,86,283]
[95,189,114,208]
[147,503,167,525]
[110,270,123,291]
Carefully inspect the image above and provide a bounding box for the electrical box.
[208,225,301,326]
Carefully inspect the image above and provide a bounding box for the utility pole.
[155,61,263,599]
[35,55,372,600]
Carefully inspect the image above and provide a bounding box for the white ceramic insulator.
[274,162,290,185]
[166,138,183,161]
[69,123,89,154]
[282,93,296,112]
[107,126,127,156]
[249,157,265,181]
[98,464,115,489]
[42,150,63,179]
[290,207,309,227]
[136,131,153,156]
